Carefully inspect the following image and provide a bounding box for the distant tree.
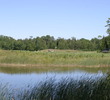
[41,35,56,49]
[24,38,36,51]
[76,38,92,50]
[102,36,110,50]
[13,39,26,50]
[0,35,107,51]
[35,37,47,50]
[67,37,77,49]
[56,38,69,49]
[98,35,102,39]
[91,38,101,50]
[101,37,109,50]
[98,18,110,51]
[0,35,15,50]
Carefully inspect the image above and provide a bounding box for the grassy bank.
[0,49,110,67]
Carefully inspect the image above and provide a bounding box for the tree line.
[0,18,110,51]
[0,35,110,51]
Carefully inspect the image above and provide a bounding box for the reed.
[0,83,11,100]
[0,73,110,100]
[18,74,110,100]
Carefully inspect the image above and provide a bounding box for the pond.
[0,66,109,89]
[0,66,110,100]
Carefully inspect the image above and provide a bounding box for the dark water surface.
[0,66,109,90]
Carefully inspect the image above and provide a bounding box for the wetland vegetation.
[0,73,110,100]
[0,49,110,67]
[19,74,110,100]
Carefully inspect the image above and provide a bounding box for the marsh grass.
[19,74,110,100]
[0,50,110,66]
[0,83,11,100]
[0,74,110,100]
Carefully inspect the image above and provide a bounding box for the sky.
[0,0,110,40]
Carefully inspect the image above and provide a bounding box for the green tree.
[24,38,36,51]
[76,38,92,50]
[105,18,110,35]
[67,37,77,49]
[91,37,102,50]
[35,37,47,50]
[41,35,56,49]
[101,37,109,50]
[56,38,69,49]
[0,35,15,50]
[13,39,26,50]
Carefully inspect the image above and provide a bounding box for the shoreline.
[0,63,110,68]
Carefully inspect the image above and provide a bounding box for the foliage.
[0,35,103,51]
[106,18,110,35]
[100,35,110,52]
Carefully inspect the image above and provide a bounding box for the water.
[0,66,110,100]
[0,66,109,90]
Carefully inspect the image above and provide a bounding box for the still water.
[0,66,109,91]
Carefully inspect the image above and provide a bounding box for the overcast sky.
[0,0,110,39]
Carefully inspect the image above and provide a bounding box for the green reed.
[0,73,110,100]
[18,74,110,100]
[0,83,11,100]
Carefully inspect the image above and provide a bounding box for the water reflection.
[0,66,110,74]
[0,70,105,90]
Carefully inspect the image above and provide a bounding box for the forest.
[0,34,110,51]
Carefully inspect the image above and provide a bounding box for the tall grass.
[0,50,110,66]
[0,74,110,100]
[18,74,110,100]
[0,83,11,100]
